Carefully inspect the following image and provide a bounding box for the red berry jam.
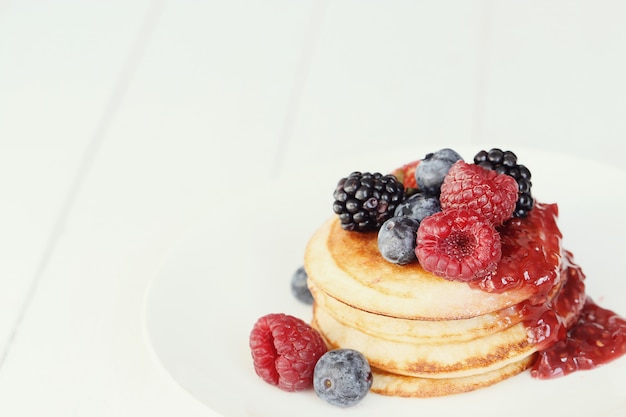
[471,202,563,305]
[531,297,626,378]
[470,202,626,378]
[523,252,587,351]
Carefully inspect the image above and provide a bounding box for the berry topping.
[390,159,420,192]
[414,148,463,196]
[290,266,313,305]
[440,160,518,225]
[313,349,373,407]
[332,172,405,232]
[531,298,626,379]
[473,148,534,218]
[249,313,327,391]
[377,216,420,265]
[416,209,502,281]
[394,192,441,222]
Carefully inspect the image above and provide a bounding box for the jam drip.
[467,202,626,378]
[471,202,563,307]
[531,298,626,379]
[522,252,587,351]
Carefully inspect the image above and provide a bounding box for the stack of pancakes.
[304,207,572,397]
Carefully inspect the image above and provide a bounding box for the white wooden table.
[1,1,625,415]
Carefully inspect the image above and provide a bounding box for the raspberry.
[473,148,534,218]
[391,159,420,191]
[440,161,518,225]
[249,313,327,391]
[416,209,502,281]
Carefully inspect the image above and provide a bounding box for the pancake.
[305,203,562,320]
[309,280,524,344]
[369,356,535,397]
[312,305,533,379]
[309,261,567,345]
[304,201,573,396]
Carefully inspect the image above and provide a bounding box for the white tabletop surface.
[1,1,626,416]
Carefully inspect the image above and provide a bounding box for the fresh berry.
[249,313,327,391]
[416,209,502,282]
[473,148,534,217]
[290,266,313,305]
[332,172,405,232]
[390,160,420,191]
[440,160,518,225]
[377,216,420,265]
[313,349,373,407]
[414,148,463,196]
[394,192,441,222]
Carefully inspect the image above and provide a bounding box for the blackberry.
[332,172,405,232]
[473,148,534,217]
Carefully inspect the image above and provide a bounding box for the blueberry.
[290,266,313,305]
[377,216,420,265]
[394,192,441,222]
[313,349,373,407]
[414,148,463,196]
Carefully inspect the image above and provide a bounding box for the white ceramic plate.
[143,147,626,417]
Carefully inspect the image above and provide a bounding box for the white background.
[1,1,625,415]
